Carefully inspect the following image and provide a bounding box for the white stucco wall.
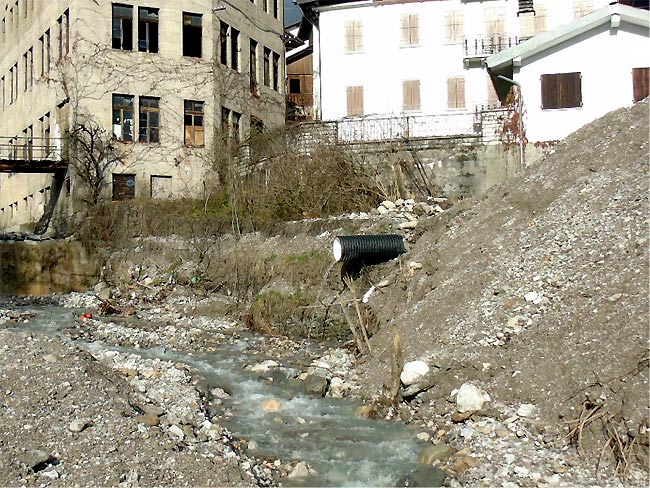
[314,0,614,121]
[517,22,650,142]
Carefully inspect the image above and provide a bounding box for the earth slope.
[358,99,649,479]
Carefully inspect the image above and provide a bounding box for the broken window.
[183,12,202,58]
[150,175,172,198]
[45,29,50,73]
[263,47,270,87]
[444,10,464,44]
[250,39,258,95]
[272,52,279,91]
[138,7,158,53]
[139,96,159,142]
[112,4,133,50]
[541,72,582,109]
[231,28,239,71]
[112,173,136,200]
[447,76,465,109]
[22,52,27,91]
[64,9,69,55]
[344,21,363,53]
[346,85,364,116]
[112,93,134,141]
[632,67,649,103]
[400,14,419,47]
[289,78,300,94]
[221,107,241,143]
[28,47,33,88]
[184,100,204,146]
[220,21,228,65]
[403,80,421,111]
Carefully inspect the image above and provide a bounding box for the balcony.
[463,35,529,67]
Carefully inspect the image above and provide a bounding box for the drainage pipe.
[333,234,406,266]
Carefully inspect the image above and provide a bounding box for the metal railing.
[0,136,62,161]
[463,35,529,58]
[336,111,478,143]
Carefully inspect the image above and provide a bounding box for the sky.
[284,0,303,27]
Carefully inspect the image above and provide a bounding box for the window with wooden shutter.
[447,77,465,109]
[402,80,420,111]
[485,6,505,38]
[444,10,464,44]
[346,85,364,116]
[573,0,593,19]
[541,72,582,109]
[344,21,363,53]
[632,67,649,103]
[401,14,419,47]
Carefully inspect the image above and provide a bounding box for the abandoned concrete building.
[0,0,286,232]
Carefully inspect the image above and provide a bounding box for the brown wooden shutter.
[346,85,363,116]
[345,21,362,52]
[633,67,649,103]
[410,14,419,45]
[445,11,464,43]
[400,15,409,45]
[403,80,420,111]
[485,7,505,37]
[534,5,547,34]
[541,73,581,109]
[447,77,465,109]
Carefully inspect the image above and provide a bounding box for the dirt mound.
[358,100,649,477]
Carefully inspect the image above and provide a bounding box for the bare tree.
[65,115,126,207]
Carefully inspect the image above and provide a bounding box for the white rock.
[168,424,185,440]
[455,383,490,413]
[69,419,88,432]
[416,432,431,442]
[250,360,279,373]
[516,403,535,417]
[381,200,397,210]
[288,461,318,478]
[398,220,418,230]
[400,361,430,386]
[524,291,539,303]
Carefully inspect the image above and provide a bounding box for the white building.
[486,3,649,142]
[297,0,644,140]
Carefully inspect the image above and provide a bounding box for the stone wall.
[0,239,98,295]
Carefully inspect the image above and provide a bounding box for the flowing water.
[4,300,426,487]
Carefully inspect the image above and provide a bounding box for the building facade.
[297,0,633,136]
[487,3,649,141]
[0,0,285,232]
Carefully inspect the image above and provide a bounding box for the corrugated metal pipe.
[333,234,406,266]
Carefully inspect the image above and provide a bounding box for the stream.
[4,298,428,487]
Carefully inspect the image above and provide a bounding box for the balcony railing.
[336,112,478,143]
[0,136,62,162]
[464,35,529,58]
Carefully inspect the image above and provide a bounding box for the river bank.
[1,100,648,487]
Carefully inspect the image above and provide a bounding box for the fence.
[0,136,63,162]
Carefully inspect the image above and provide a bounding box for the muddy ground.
[0,99,648,487]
